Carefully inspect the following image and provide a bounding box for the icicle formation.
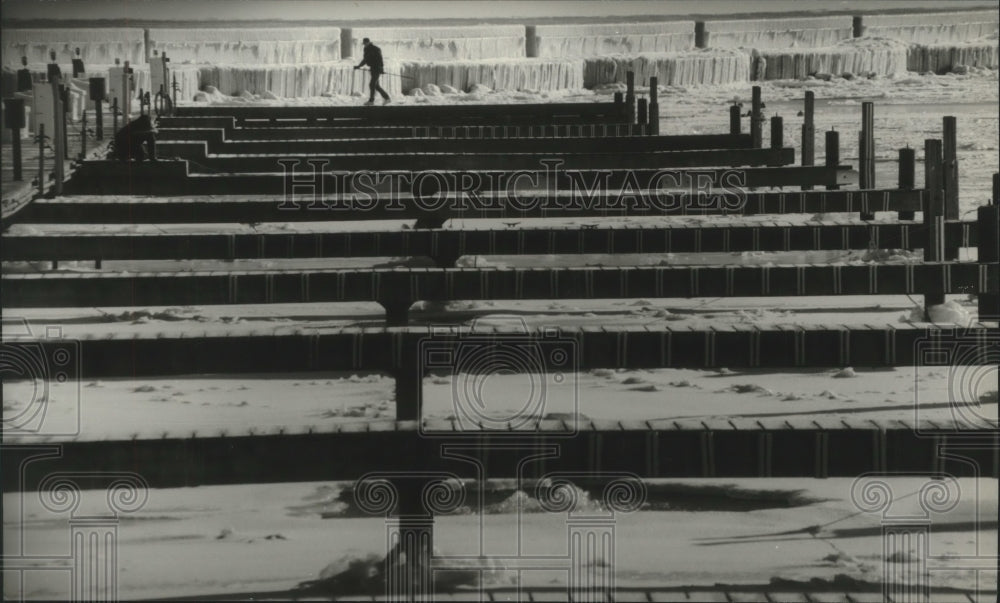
[907,39,999,74]
[400,58,585,93]
[530,22,696,57]
[194,60,404,98]
[863,10,999,44]
[2,28,145,66]
[583,49,751,88]
[703,16,853,49]
[346,26,526,61]
[754,36,909,80]
[148,28,343,64]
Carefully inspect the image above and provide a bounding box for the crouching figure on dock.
[354,37,391,106]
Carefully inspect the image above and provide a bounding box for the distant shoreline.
[2,5,997,29]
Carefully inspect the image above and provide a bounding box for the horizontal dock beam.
[3,221,978,262]
[156,120,654,139]
[62,162,849,196]
[21,189,923,224]
[160,145,796,172]
[173,102,632,123]
[5,421,997,490]
[3,263,991,309]
[155,130,755,154]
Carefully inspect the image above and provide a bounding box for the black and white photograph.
[1,0,997,600]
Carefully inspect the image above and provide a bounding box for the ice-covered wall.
[528,22,695,57]
[400,58,583,93]
[703,17,853,49]
[346,25,525,60]
[908,39,1000,73]
[863,10,999,44]
[196,61,403,98]
[754,36,908,80]
[2,28,145,67]
[148,28,342,64]
[583,49,751,88]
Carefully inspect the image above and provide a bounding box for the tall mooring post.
[825,130,840,191]
[801,90,815,190]
[648,76,659,135]
[730,103,741,135]
[625,70,635,124]
[4,98,26,181]
[859,101,875,220]
[979,173,999,320]
[750,86,763,148]
[942,116,960,260]
[897,147,916,221]
[695,21,708,48]
[51,77,65,195]
[89,77,105,140]
[923,139,945,318]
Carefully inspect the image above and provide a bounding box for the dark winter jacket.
[357,43,384,75]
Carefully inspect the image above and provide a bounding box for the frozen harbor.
[2,2,998,601]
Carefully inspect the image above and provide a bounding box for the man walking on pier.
[354,38,391,106]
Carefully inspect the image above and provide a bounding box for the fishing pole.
[354,67,414,80]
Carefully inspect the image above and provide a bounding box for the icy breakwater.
[2,12,997,98]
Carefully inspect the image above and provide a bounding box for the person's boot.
[382,97,391,105]
[364,99,375,106]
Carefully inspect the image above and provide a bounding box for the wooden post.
[139,87,145,115]
[613,91,623,105]
[978,185,998,320]
[750,86,762,148]
[80,107,87,158]
[122,62,131,119]
[825,130,840,191]
[112,97,119,134]
[770,115,783,149]
[4,98,25,181]
[38,123,45,196]
[695,21,707,48]
[730,104,741,135]
[802,90,815,191]
[51,78,64,196]
[853,16,864,38]
[637,98,648,127]
[942,116,960,260]
[923,139,945,318]
[859,101,875,220]
[897,147,916,221]
[172,73,178,109]
[60,85,70,160]
[95,97,103,141]
[625,71,635,123]
[648,76,659,135]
